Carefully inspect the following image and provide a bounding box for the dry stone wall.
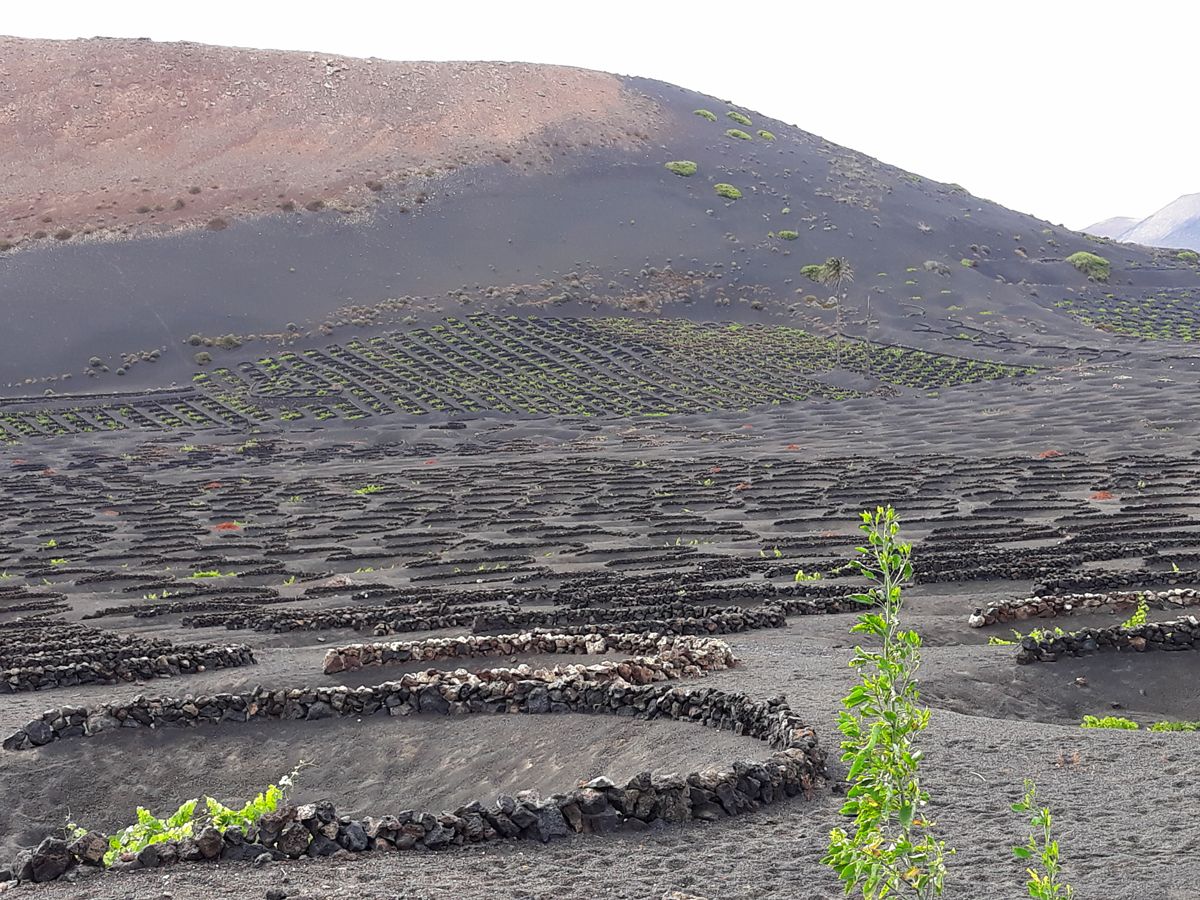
[322,631,736,678]
[467,606,787,637]
[1017,614,1200,663]
[970,588,1200,628]
[3,678,825,883]
[0,623,255,693]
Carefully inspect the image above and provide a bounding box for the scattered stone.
[195,826,223,860]
[67,832,106,866]
[28,838,72,882]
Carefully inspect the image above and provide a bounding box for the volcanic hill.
[3,36,1200,900]
[2,35,1198,428]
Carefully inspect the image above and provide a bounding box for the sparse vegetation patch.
[1066,251,1110,282]
[664,161,698,177]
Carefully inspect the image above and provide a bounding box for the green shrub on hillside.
[961,258,977,268]
[726,110,753,126]
[694,109,717,122]
[1065,251,1110,282]
[758,129,776,141]
[713,183,742,200]
[775,230,799,241]
[1177,250,1199,264]
[725,129,752,141]
[800,263,824,281]
[664,160,698,177]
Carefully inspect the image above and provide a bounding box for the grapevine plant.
[822,506,950,898]
[82,764,306,866]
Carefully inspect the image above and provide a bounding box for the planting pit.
[926,643,1200,728]
[0,712,760,859]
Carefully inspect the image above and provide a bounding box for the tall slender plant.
[817,257,854,366]
[823,506,950,898]
[1012,780,1073,899]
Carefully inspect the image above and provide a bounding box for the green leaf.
[166,799,198,829]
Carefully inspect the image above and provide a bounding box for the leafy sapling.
[822,506,951,898]
[1012,779,1074,899]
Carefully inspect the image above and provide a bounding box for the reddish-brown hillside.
[0,37,658,245]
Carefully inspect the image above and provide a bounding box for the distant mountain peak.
[1087,193,1200,250]
[1084,216,1140,239]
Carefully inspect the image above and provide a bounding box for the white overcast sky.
[7,0,1197,229]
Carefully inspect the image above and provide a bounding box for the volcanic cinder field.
[3,34,1200,900]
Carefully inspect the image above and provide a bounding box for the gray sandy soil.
[4,417,1200,899]
[12,615,1200,900]
[0,715,753,855]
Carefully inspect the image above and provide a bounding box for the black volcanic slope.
[2,58,1198,426]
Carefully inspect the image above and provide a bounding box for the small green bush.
[726,110,752,126]
[1080,715,1138,730]
[1149,720,1200,732]
[758,129,776,141]
[96,766,304,867]
[664,161,698,177]
[776,230,799,241]
[103,800,198,866]
[961,258,976,268]
[1177,250,1199,264]
[801,263,824,281]
[713,183,742,200]
[725,129,752,141]
[694,109,717,122]
[1119,594,1148,629]
[1065,251,1110,282]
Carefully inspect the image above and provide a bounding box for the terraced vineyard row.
[0,315,1036,442]
[1055,287,1200,341]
